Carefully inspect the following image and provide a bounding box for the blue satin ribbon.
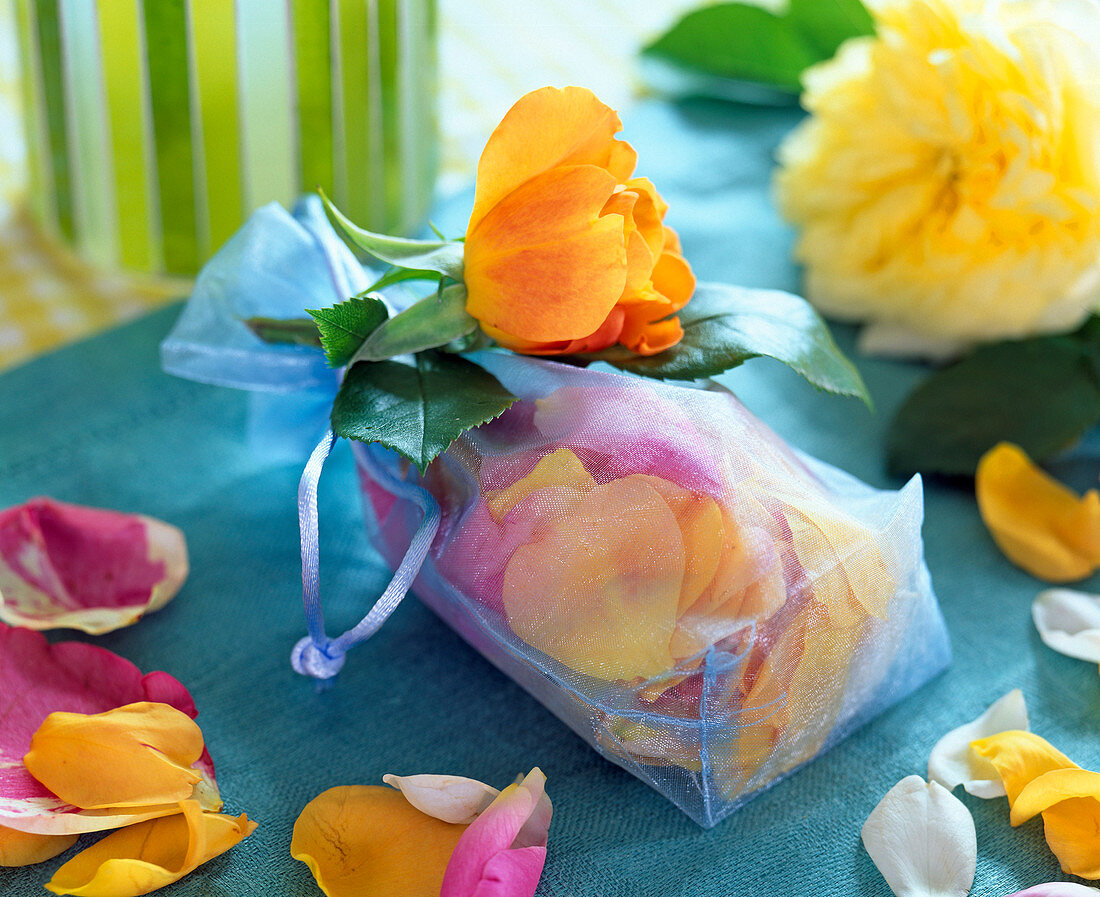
[291,431,442,680]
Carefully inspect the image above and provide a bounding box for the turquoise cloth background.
[2,98,1098,896]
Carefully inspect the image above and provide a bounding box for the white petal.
[927,690,1029,799]
[862,776,977,897]
[1033,590,1100,664]
[381,773,499,824]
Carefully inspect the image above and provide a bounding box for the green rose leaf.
[352,283,477,364]
[888,322,1100,478]
[307,294,389,368]
[322,192,464,280]
[643,0,874,94]
[607,283,870,405]
[244,316,322,348]
[332,351,518,473]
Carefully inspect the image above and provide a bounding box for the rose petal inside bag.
[358,354,950,827]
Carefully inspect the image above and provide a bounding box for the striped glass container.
[14,0,437,276]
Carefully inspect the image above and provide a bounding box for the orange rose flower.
[463,87,695,356]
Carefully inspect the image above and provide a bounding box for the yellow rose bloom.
[775,0,1100,355]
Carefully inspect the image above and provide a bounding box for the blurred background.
[0,0,716,370]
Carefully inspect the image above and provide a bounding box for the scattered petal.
[24,703,204,810]
[0,623,219,835]
[928,690,1030,798]
[972,731,1100,879]
[0,498,188,634]
[1004,885,1100,897]
[291,786,466,897]
[0,824,77,867]
[381,774,499,825]
[861,775,977,897]
[976,444,1100,583]
[1033,589,1100,665]
[44,799,256,897]
[441,768,551,897]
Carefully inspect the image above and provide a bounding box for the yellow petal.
[1035,793,1100,879]
[1011,768,1100,825]
[290,786,466,897]
[485,449,595,522]
[970,729,1078,803]
[502,476,683,680]
[976,443,1100,582]
[469,86,636,232]
[45,800,255,897]
[24,702,204,810]
[464,165,627,344]
[0,824,77,867]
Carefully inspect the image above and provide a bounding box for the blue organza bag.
[162,199,951,827]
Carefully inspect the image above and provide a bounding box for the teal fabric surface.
[2,98,1099,897]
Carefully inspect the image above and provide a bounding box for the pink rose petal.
[0,498,188,634]
[0,623,218,835]
[1005,886,1100,897]
[441,768,551,897]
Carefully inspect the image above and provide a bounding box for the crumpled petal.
[0,825,77,867]
[0,623,219,835]
[971,731,1100,878]
[441,768,551,897]
[928,690,1030,798]
[861,775,977,897]
[1033,589,1100,665]
[44,799,256,897]
[380,775,499,825]
[976,444,1100,583]
[291,786,467,897]
[0,498,188,634]
[24,703,204,810]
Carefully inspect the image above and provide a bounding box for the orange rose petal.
[619,306,685,356]
[0,825,77,867]
[486,448,595,522]
[502,476,683,680]
[291,786,465,897]
[651,245,697,311]
[469,86,636,231]
[465,165,628,343]
[24,702,204,810]
[479,308,626,356]
[602,189,653,295]
[44,800,255,897]
[976,443,1100,583]
[623,178,668,260]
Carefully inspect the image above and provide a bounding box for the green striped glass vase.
[15,0,437,276]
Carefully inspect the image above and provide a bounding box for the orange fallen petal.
[465,165,628,343]
[291,786,465,897]
[45,800,255,897]
[0,824,76,867]
[976,443,1100,582]
[469,86,636,232]
[24,702,203,810]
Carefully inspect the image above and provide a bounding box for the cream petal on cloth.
[927,690,1030,799]
[1033,590,1100,665]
